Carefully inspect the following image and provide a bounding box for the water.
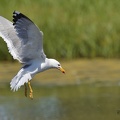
[0,83,120,120]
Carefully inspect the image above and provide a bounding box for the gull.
[0,11,65,99]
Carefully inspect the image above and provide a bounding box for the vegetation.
[0,0,120,61]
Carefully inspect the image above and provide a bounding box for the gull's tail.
[10,68,32,91]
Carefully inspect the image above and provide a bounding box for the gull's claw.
[28,81,33,99]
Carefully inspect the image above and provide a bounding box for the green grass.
[0,0,120,60]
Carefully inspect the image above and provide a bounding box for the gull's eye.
[58,64,60,67]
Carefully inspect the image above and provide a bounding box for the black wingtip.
[13,11,33,25]
[13,11,21,25]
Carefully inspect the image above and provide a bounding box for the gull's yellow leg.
[28,81,33,99]
[24,83,27,97]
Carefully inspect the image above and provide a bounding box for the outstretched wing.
[0,11,46,63]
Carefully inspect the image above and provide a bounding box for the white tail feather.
[10,68,32,91]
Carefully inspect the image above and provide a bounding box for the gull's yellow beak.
[59,67,65,73]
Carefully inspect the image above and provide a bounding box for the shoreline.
[0,59,120,85]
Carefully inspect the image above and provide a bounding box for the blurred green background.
[1,1,120,120]
[0,0,120,61]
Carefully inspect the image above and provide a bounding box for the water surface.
[0,83,120,120]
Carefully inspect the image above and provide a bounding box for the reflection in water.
[0,95,62,120]
[39,97,61,120]
[0,105,8,120]
[0,84,120,120]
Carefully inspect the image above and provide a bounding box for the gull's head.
[48,59,65,73]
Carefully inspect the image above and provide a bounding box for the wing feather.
[0,16,20,60]
[0,11,46,63]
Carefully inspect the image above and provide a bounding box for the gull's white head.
[48,59,65,73]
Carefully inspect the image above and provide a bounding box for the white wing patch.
[10,68,32,91]
[0,16,21,61]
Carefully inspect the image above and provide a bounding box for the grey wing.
[0,11,46,63]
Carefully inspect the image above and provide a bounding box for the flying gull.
[0,11,65,99]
